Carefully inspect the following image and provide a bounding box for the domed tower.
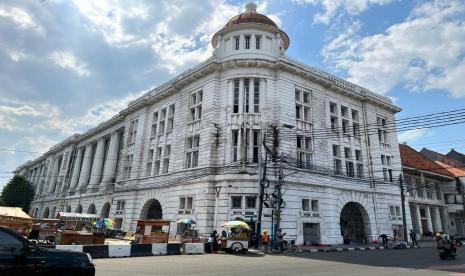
[212,2,290,61]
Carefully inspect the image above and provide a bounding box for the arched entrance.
[100,203,111,218]
[66,205,71,212]
[87,204,96,214]
[75,204,82,213]
[340,202,371,244]
[140,199,163,219]
[42,207,49,218]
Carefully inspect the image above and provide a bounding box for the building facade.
[15,3,409,245]
[399,144,453,238]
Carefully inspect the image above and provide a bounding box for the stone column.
[77,144,93,191]
[415,205,423,235]
[442,207,451,234]
[425,206,433,233]
[101,133,121,190]
[31,168,38,187]
[69,148,84,192]
[88,139,105,191]
[47,157,60,194]
[42,158,55,195]
[434,207,443,232]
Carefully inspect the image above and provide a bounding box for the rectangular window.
[356,163,364,178]
[179,197,193,214]
[426,181,433,199]
[302,199,310,211]
[233,80,240,113]
[311,200,319,212]
[231,196,242,209]
[344,147,351,159]
[245,35,250,49]
[330,102,337,114]
[416,178,424,197]
[179,197,186,210]
[123,154,133,179]
[252,130,259,164]
[334,159,342,174]
[341,106,348,118]
[332,145,340,157]
[234,36,240,50]
[253,80,260,113]
[331,116,338,132]
[162,145,170,174]
[346,161,354,177]
[146,149,154,177]
[167,104,175,132]
[353,123,360,137]
[188,90,203,122]
[342,119,349,134]
[297,135,313,169]
[159,109,166,134]
[352,110,359,121]
[244,79,250,113]
[151,112,158,137]
[232,130,239,162]
[355,150,362,161]
[246,196,256,209]
[186,135,200,168]
[127,119,138,145]
[435,183,442,200]
[255,35,261,49]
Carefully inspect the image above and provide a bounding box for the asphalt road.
[95,247,465,276]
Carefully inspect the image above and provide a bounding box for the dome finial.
[245,2,257,12]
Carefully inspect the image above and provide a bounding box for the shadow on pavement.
[291,247,465,273]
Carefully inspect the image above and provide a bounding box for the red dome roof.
[225,11,278,28]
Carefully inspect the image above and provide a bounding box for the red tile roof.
[435,161,465,177]
[399,144,454,177]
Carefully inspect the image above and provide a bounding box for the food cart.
[54,212,105,245]
[28,218,59,244]
[134,220,171,244]
[0,206,33,237]
[220,220,250,253]
[175,218,200,243]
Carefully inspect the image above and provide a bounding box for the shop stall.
[220,220,250,253]
[0,206,33,237]
[28,218,59,243]
[54,212,105,245]
[134,220,171,244]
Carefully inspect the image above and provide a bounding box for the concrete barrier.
[183,243,204,254]
[152,243,168,255]
[108,244,131,257]
[55,245,84,252]
[130,244,153,257]
[167,243,182,255]
[83,245,109,259]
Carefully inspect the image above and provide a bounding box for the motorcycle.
[438,245,456,260]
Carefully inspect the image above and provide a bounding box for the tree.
[0,175,34,213]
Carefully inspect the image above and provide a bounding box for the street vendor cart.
[0,206,33,237]
[220,220,250,253]
[134,220,171,244]
[175,218,200,243]
[28,218,59,244]
[54,212,105,245]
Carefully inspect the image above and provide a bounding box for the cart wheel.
[231,242,244,254]
[46,236,55,244]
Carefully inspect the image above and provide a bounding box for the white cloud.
[14,136,58,155]
[0,6,43,31]
[322,0,465,97]
[48,51,91,77]
[398,129,429,143]
[292,0,395,24]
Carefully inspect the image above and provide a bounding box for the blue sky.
[1,0,465,189]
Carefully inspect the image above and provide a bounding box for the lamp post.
[213,185,222,232]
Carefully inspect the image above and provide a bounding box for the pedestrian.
[379,234,388,248]
[261,230,270,254]
[410,230,419,247]
[210,230,219,253]
[277,229,286,254]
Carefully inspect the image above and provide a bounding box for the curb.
[301,245,418,253]
[51,243,199,259]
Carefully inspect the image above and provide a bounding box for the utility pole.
[399,173,408,242]
[255,139,267,249]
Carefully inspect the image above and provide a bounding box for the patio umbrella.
[176,218,197,225]
[221,220,250,230]
[94,218,114,228]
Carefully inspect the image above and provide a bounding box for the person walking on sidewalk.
[261,230,270,254]
[379,234,388,248]
[410,230,419,247]
[277,229,286,254]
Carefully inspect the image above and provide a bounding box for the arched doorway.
[75,204,82,213]
[100,203,111,218]
[66,205,71,212]
[42,207,49,218]
[87,204,96,214]
[140,199,163,219]
[340,202,371,244]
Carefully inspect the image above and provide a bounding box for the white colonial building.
[15,3,411,245]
